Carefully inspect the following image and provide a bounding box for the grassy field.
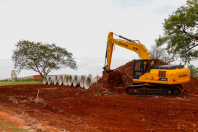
[0,81,43,86]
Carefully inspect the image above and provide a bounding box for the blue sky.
[0,0,196,79]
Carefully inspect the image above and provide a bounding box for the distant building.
[11,70,17,80]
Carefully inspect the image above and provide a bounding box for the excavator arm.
[103,32,152,75]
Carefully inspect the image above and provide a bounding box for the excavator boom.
[104,32,152,72]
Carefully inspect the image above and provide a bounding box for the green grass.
[0,81,43,86]
[5,125,29,132]
[0,117,30,132]
[35,98,44,103]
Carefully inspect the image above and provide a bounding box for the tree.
[187,64,198,77]
[155,0,198,64]
[149,44,178,64]
[12,40,77,78]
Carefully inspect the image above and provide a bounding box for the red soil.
[0,83,197,132]
[0,59,197,131]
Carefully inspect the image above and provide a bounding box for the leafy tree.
[187,65,198,77]
[149,44,178,64]
[12,40,77,78]
[155,0,198,64]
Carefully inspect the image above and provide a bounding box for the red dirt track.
[0,60,198,131]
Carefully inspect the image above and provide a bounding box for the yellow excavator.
[103,32,190,96]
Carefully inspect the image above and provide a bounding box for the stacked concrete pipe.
[68,75,75,86]
[92,76,98,84]
[80,75,86,88]
[63,75,69,86]
[58,75,64,85]
[43,74,99,90]
[48,76,53,85]
[53,75,59,85]
[73,75,81,87]
[84,76,98,89]
[43,76,48,84]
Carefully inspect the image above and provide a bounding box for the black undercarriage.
[126,83,182,96]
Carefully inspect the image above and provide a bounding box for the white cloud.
[150,0,186,15]
[0,0,196,79]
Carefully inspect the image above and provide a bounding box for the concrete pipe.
[58,75,64,85]
[43,76,48,84]
[84,76,91,89]
[48,76,53,85]
[63,75,69,86]
[43,76,46,84]
[73,75,81,87]
[80,75,86,88]
[56,75,60,85]
[68,75,75,86]
[53,75,59,85]
[91,76,98,84]
[84,76,98,89]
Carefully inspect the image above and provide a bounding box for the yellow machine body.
[104,32,190,86]
[133,68,190,85]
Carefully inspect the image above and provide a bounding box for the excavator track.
[126,83,182,96]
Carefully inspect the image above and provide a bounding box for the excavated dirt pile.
[88,59,168,96]
[182,76,198,96]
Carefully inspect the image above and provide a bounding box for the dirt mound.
[156,59,168,65]
[182,76,198,96]
[88,59,169,96]
[87,70,124,96]
[102,70,123,85]
[87,60,136,96]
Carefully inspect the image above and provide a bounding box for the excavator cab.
[133,59,157,79]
